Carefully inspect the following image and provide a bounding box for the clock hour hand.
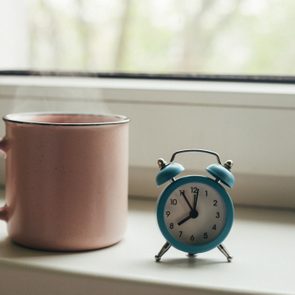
[178,209,199,226]
[177,214,191,226]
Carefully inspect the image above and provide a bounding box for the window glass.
[0,0,294,75]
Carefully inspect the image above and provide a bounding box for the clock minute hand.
[179,190,193,211]
[193,189,199,210]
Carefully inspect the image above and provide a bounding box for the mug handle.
[0,137,8,222]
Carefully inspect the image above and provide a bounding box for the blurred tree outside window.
[0,0,295,76]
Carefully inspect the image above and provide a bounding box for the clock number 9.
[165,211,171,217]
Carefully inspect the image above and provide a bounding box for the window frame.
[1,70,295,84]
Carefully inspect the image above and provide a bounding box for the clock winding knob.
[157,158,168,170]
[223,160,233,171]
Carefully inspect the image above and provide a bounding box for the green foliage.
[28,0,295,75]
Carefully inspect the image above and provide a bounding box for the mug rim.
[3,112,130,126]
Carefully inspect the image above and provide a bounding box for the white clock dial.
[164,182,226,245]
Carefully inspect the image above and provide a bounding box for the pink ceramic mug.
[0,112,129,251]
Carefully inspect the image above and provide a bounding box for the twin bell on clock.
[154,149,235,262]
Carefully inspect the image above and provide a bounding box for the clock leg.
[155,241,171,262]
[187,253,197,258]
[218,244,233,262]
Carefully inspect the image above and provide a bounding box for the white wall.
[0,77,295,209]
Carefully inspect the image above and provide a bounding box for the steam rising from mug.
[0,81,114,194]
[11,83,111,115]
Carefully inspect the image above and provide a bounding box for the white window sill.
[0,196,294,295]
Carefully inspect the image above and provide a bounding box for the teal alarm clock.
[155,149,235,262]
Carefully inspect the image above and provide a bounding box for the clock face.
[157,176,234,253]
